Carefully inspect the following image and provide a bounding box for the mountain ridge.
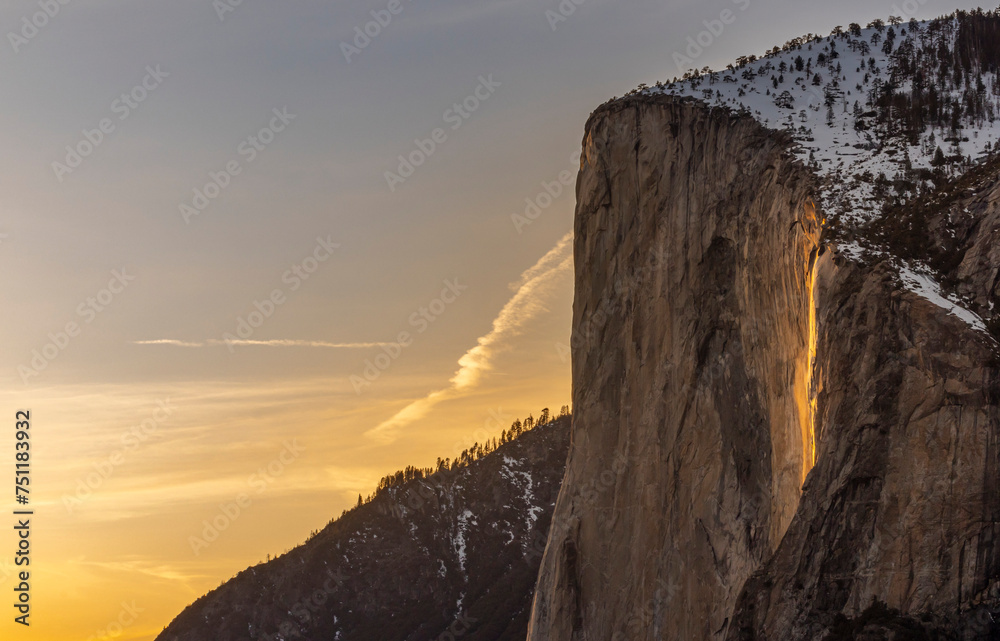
[159,8,1000,641]
[527,8,1000,640]
[156,414,571,641]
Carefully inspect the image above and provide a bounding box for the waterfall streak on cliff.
[805,253,819,478]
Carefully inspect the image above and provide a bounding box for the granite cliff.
[528,13,1000,639]
[528,95,822,641]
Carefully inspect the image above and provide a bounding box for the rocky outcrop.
[728,250,1000,640]
[527,95,821,641]
[156,417,570,641]
[723,155,1000,641]
[529,92,1000,641]
[873,154,1000,321]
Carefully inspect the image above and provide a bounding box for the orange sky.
[0,0,964,638]
[0,241,572,639]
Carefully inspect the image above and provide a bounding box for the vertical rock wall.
[728,251,1000,640]
[527,95,821,641]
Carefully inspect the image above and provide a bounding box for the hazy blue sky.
[0,0,974,638]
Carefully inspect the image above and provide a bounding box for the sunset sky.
[0,0,970,639]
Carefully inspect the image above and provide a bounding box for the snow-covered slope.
[651,13,1000,226]
[635,10,1000,337]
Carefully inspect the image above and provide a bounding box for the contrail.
[208,339,394,349]
[133,339,204,347]
[365,231,573,443]
[133,339,391,348]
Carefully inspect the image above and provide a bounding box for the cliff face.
[728,251,1000,640]
[529,93,1000,641]
[527,95,821,641]
[157,418,570,641]
[725,151,1000,641]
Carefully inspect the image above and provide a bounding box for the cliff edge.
[529,91,1000,641]
[528,94,821,641]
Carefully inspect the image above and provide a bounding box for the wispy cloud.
[133,339,203,347]
[365,232,573,443]
[68,557,209,584]
[212,339,393,348]
[133,339,391,349]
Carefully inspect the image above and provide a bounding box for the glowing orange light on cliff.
[805,253,819,478]
[798,201,821,485]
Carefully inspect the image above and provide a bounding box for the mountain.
[528,9,1000,641]
[528,95,825,641]
[156,414,570,641]
[659,11,1000,228]
[161,8,1000,641]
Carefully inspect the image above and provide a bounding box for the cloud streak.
[133,339,392,349]
[212,339,393,349]
[365,232,573,443]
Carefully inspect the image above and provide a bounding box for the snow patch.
[453,509,475,574]
[499,455,542,550]
[898,264,988,333]
[651,19,1000,225]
